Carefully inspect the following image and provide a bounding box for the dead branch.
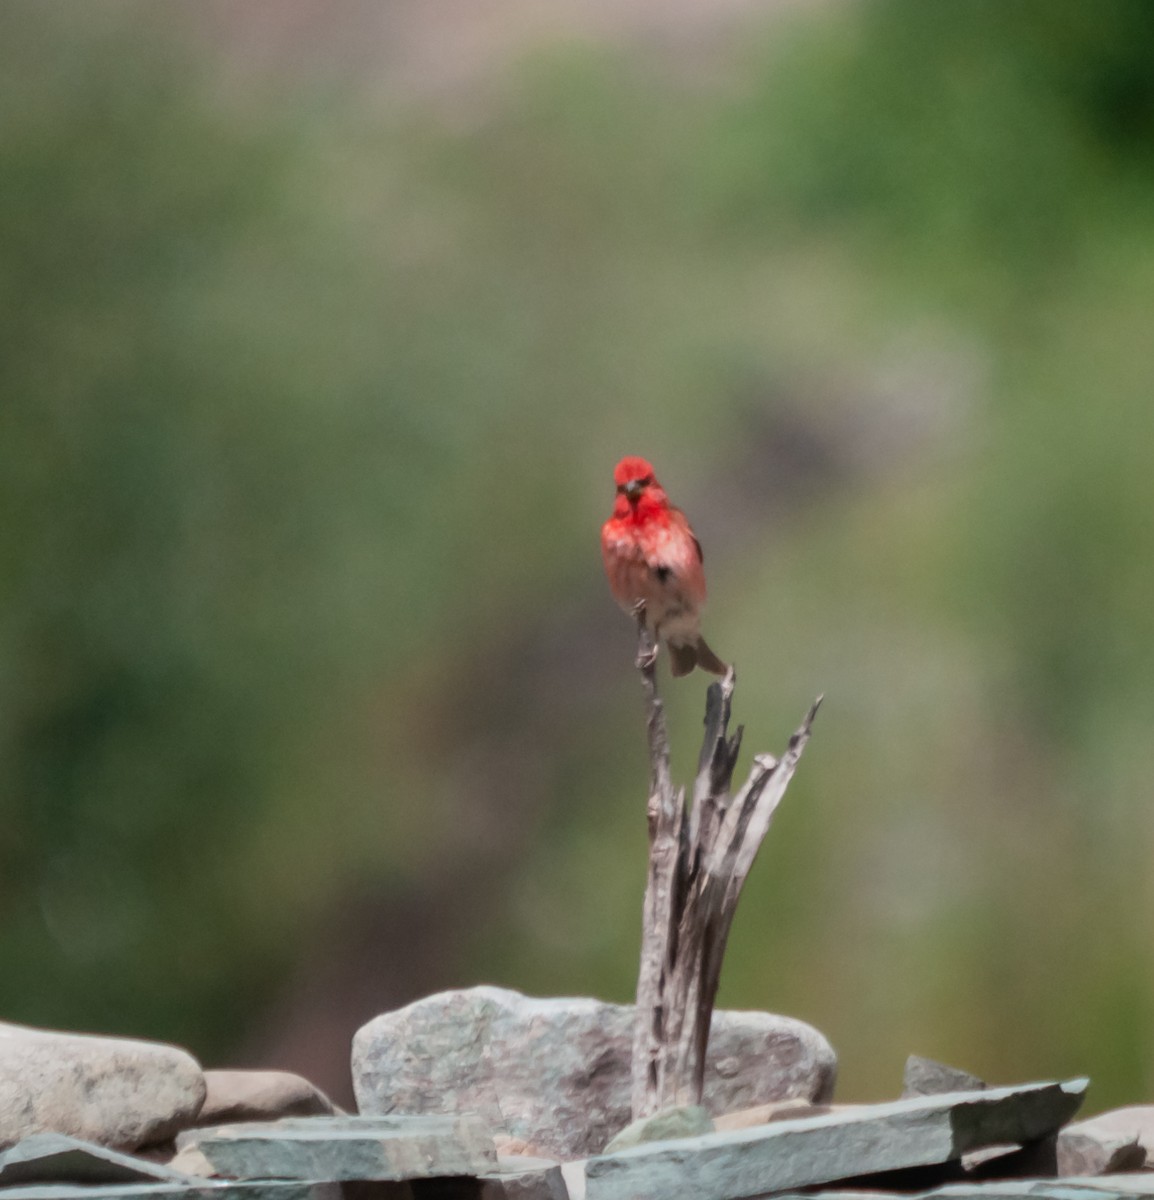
[630,618,820,1118]
[630,605,683,1118]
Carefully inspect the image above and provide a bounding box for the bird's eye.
[639,474,653,487]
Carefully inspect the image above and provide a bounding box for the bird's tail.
[670,636,729,678]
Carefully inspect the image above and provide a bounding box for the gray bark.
[630,612,820,1118]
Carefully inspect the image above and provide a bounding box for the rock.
[167,1143,216,1178]
[903,1055,987,1098]
[481,1155,568,1200]
[351,986,836,1159]
[176,1114,498,1182]
[0,1134,202,1186]
[962,1137,1058,1180]
[1058,1129,1146,1176]
[1063,1108,1154,1168]
[0,1185,346,1200]
[0,1023,205,1151]
[582,1078,1088,1200]
[753,1182,1154,1200]
[195,1072,339,1126]
[559,1160,586,1200]
[602,1106,713,1153]
[1057,1182,1154,1198]
[714,1098,841,1131]
[494,1135,548,1157]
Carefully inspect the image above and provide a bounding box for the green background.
[3,0,1153,1110]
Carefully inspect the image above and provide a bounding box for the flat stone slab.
[0,1134,202,1186]
[177,1115,497,1182]
[0,1180,486,1200]
[0,1185,343,1200]
[779,1180,1154,1200]
[583,1079,1087,1200]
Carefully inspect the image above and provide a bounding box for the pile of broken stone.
[2,986,1152,1200]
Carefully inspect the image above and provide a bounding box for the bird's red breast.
[600,456,706,634]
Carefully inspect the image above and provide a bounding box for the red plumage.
[600,455,727,677]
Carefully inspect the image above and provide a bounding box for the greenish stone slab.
[774,1179,1154,1200]
[0,1184,343,1200]
[930,1181,1154,1199]
[181,1114,497,1182]
[583,1079,1088,1200]
[0,1134,201,1186]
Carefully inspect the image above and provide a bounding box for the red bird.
[601,455,728,677]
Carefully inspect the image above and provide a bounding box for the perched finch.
[601,455,728,677]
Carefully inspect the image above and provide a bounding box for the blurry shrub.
[3,0,1154,1107]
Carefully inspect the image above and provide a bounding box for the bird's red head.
[611,455,669,517]
[613,455,658,495]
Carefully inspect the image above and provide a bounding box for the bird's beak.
[623,479,644,501]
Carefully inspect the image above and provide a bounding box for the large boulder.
[351,986,836,1159]
[0,1023,205,1151]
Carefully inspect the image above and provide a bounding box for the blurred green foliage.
[2,0,1154,1107]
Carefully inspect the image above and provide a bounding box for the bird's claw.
[636,643,659,671]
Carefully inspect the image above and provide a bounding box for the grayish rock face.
[351,986,837,1159]
[1057,1128,1146,1177]
[581,1079,1087,1200]
[1064,1108,1154,1169]
[0,1024,205,1152]
[903,1056,987,1099]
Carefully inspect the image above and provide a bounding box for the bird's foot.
[635,642,659,671]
